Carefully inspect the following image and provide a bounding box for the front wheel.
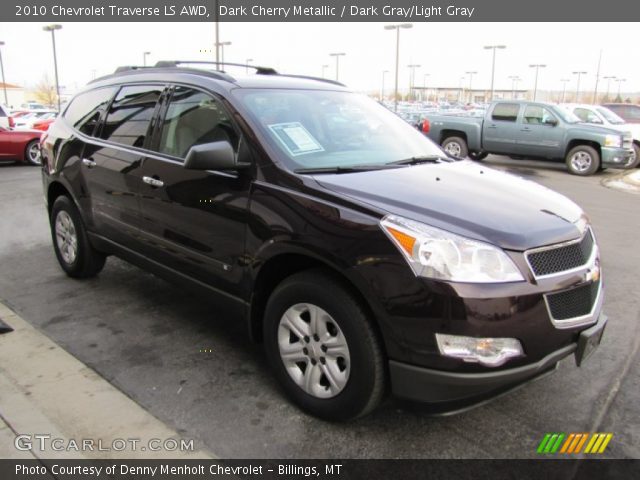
[627,143,640,169]
[25,140,41,166]
[441,136,469,159]
[263,269,386,421]
[566,145,600,176]
[50,196,106,278]
[468,151,488,161]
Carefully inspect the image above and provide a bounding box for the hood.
[571,122,630,137]
[313,160,585,251]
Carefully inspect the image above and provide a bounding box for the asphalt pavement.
[0,157,638,459]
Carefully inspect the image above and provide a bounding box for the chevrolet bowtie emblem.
[585,265,600,283]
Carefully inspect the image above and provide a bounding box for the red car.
[31,118,55,131]
[0,126,42,165]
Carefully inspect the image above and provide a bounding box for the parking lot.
[0,157,638,459]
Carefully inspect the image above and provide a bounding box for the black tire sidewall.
[50,196,103,278]
[630,143,640,169]
[566,145,600,176]
[25,140,41,166]
[442,136,469,159]
[264,274,382,421]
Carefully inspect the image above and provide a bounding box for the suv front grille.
[545,280,600,322]
[526,229,594,277]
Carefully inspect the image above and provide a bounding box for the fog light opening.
[435,333,524,367]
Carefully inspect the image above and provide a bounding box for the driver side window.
[157,87,239,160]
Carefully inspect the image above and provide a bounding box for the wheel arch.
[247,250,387,360]
[565,139,601,159]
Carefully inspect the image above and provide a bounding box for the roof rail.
[113,66,152,73]
[269,74,346,87]
[154,60,278,75]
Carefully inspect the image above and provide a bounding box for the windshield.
[234,89,446,170]
[596,107,625,125]
[554,107,581,124]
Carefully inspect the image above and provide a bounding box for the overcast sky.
[1,22,638,97]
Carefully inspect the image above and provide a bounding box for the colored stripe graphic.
[537,433,613,454]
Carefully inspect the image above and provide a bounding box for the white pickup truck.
[560,103,640,168]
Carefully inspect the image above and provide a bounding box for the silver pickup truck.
[423,100,634,175]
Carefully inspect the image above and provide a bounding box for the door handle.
[143,176,164,188]
[82,158,96,168]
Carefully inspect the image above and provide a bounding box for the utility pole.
[385,23,413,111]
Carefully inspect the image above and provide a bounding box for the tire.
[263,269,386,421]
[468,151,488,161]
[441,136,469,159]
[628,143,640,169]
[565,145,600,176]
[25,140,41,166]
[50,196,106,278]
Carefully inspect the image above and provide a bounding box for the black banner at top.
[4,0,640,22]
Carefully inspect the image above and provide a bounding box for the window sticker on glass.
[268,122,325,156]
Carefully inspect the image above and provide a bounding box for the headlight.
[380,215,524,283]
[604,134,622,148]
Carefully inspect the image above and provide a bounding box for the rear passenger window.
[63,87,116,136]
[491,103,520,122]
[101,85,163,148]
[156,86,238,159]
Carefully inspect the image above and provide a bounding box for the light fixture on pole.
[560,79,570,103]
[529,64,546,101]
[0,41,7,106]
[385,23,413,112]
[329,52,346,82]
[143,51,151,67]
[484,45,506,101]
[465,71,477,103]
[215,41,231,66]
[245,58,253,74]
[572,71,587,102]
[508,75,521,99]
[43,24,63,111]
[407,64,421,101]
[603,75,616,100]
[381,70,389,100]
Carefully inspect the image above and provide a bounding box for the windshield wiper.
[294,164,404,174]
[388,155,449,165]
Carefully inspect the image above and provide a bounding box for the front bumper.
[389,313,607,405]
[601,146,634,168]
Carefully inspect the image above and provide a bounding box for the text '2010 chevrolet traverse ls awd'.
[40,62,607,420]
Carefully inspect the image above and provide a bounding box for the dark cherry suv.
[40,62,607,420]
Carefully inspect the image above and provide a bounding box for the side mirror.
[183,141,249,171]
[544,118,558,126]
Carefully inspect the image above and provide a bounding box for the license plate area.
[575,315,607,367]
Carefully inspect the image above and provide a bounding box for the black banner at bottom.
[2,459,637,480]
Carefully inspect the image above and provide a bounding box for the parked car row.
[420,100,638,175]
[0,104,57,165]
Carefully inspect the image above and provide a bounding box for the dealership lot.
[0,158,638,458]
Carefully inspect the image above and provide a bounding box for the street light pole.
[245,58,253,74]
[215,41,231,66]
[0,41,7,106]
[321,64,329,78]
[381,70,389,100]
[423,73,430,102]
[465,71,477,103]
[616,78,626,99]
[43,24,62,111]
[214,0,220,68]
[560,79,570,103]
[143,51,151,67]
[529,64,546,101]
[484,45,506,101]
[385,23,413,112]
[407,64,420,101]
[603,76,616,101]
[329,52,346,82]
[508,75,521,99]
[572,71,587,102]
